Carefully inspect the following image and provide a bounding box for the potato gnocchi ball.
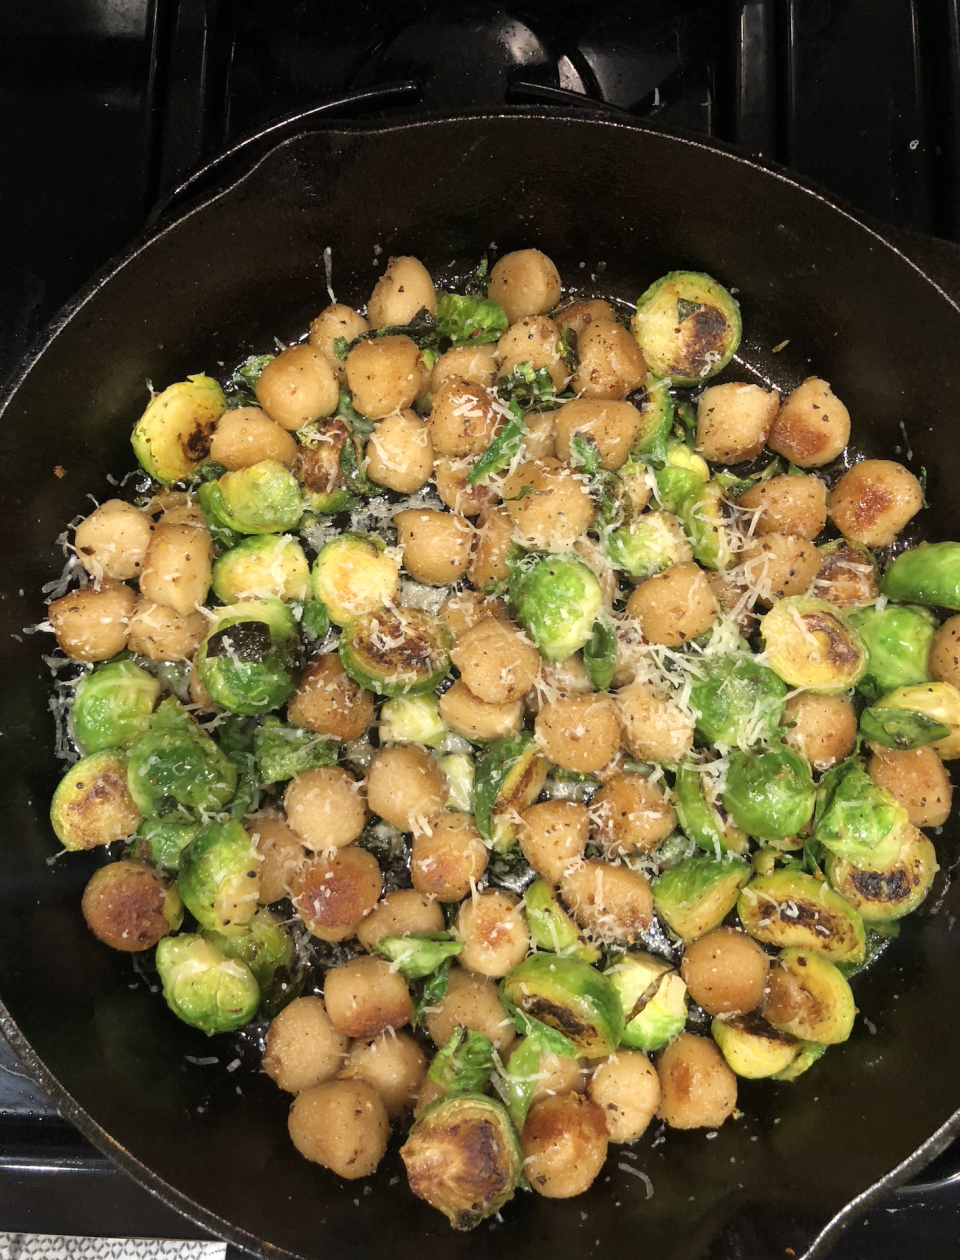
[534,694,622,774]
[74,500,153,581]
[450,618,540,704]
[530,653,596,709]
[255,344,339,430]
[411,812,489,903]
[208,407,298,470]
[827,459,923,548]
[308,303,369,378]
[247,815,305,904]
[518,800,589,884]
[590,771,676,856]
[560,859,653,944]
[394,508,473,585]
[502,457,596,549]
[365,411,434,493]
[695,382,779,464]
[428,378,504,458]
[288,1078,390,1179]
[657,1032,737,1129]
[139,522,213,617]
[522,1041,589,1106]
[554,299,617,336]
[497,315,568,390]
[553,399,643,470]
[739,533,821,605]
[341,1031,427,1118]
[781,691,857,771]
[433,456,497,516]
[287,653,375,742]
[930,614,960,690]
[284,766,367,851]
[49,578,137,662]
[263,995,348,1094]
[617,681,694,763]
[468,504,515,588]
[366,745,446,833]
[345,335,428,419]
[680,928,770,1016]
[430,344,498,391]
[867,744,952,828]
[455,889,529,977]
[520,409,559,461]
[356,888,445,950]
[489,248,562,324]
[81,860,178,952]
[438,590,508,642]
[290,846,382,942]
[738,473,827,541]
[438,679,524,742]
[571,321,648,400]
[324,956,413,1039]
[425,965,516,1054]
[367,255,437,328]
[127,599,205,662]
[588,1051,661,1143]
[626,561,719,647]
[521,1092,608,1199]
[767,376,851,468]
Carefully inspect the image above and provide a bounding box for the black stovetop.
[2,2,960,1255]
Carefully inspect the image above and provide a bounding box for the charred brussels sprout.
[603,510,691,580]
[690,653,787,748]
[825,825,937,922]
[177,818,261,932]
[131,374,225,484]
[815,538,879,608]
[473,733,549,850]
[712,1014,799,1078]
[509,553,603,662]
[762,947,856,1044]
[848,603,936,702]
[379,693,446,747]
[869,682,960,758]
[339,606,451,697]
[200,459,302,535]
[311,533,400,627]
[51,750,142,850]
[814,760,908,870]
[196,600,301,716]
[202,906,296,1014]
[155,934,260,1034]
[211,534,311,603]
[737,869,866,963]
[654,438,709,513]
[760,596,868,692]
[70,660,160,754]
[401,1094,522,1231]
[675,765,749,856]
[139,815,201,872]
[607,951,688,1052]
[126,697,237,817]
[680,480,740,572]
[652,854,751,942]
[501,953,624,1057]
[632,271,742,386]
[524,879,601,964]
[880,541,960,611]
[253,717,337,784]
[722,746,816,842]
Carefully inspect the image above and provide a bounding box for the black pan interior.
[1,113,960,1260]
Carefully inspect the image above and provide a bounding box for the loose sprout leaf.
[435,293,509,345]
[675,400,698,444]
[496,1034,543,1130]
[428,1027,495,1095]
[858,706,950,750]
[253,717,338,784]
[463,255,490,299]
[559,326,580,373]
[787,463,808,477]
[294,599,330,644]
[496,360,564,411]
[332,335,349,361]
[413,959,452,1028]
[466,399,525,484]
[339,431,378,496]
[196,460,227,483]
[834,927,897,979]
[226,353,275,408]
[583,617,617,691]
[349,307,438,351]
[715,456,784,497]
[570,433,602,476]
[335,387,374,438]
[676,297,705,323]
[373,932,464,979]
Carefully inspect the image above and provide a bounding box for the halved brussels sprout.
[825,824,938,922]
[196,599,302,716]
[427,1027,496,1097]
[524,879,601,964]
[177,818,261,932]
[848,603,936,702]
[603,510,691,580]
[51,750,142,850]
[155,934,260,1034]
[139,815,201,872]
[859,706,950,751]
[297,416,356,514]
[439,753,475,813]
[880,541,960,610]
[501,953,624,1057]
[436,293,509,345]
[473,732,549,850]
[680,480,740,572]
[126,697,237,817]
[311,533,400,627]
[711,1013,799,1078]
[870,682,960,759]
[203,905,295,1012]
[607,951,687,1052]
[70,660,160,754]
[339,606,451,697]
[675,764,749,856]
[509,553,603,663]
[374,933,464,978]
[379,693,447,747]
[770,1039,828,1081]
[654,438,710,513]
[633,374,674,460]
[401,1093,522,1231]
[631,271,742,386]
[690,653,787,748]
[253,717,337,784]
[814,760,908,870]
[652,854,751,942]
[722,746,816,843]
[737,869,865,964]
[200,460,303,535]
[814,538,879,608]
[762,947,856,1044]
[211,534,311,603]
[131,374,226,485]
[760,596,868,693]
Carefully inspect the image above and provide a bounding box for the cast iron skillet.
[1,111,960,1260]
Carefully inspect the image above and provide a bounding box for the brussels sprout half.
[607,951,688,1052]
[680,480,740,572]
[524,879,601,964]
[880,541,960,610]
[311,533,400,627]
[51,750,142,850]
[652,854,751,942]
[871,682,960,759]
[722,746,816,843]
[202,906,296,1015]
[632,271,742,386]
[177,818,261,932]
[126,697,237,817]
[712,1013,799,1079]
[211,534,311,603]
[196,600,302,717]
[814,760,908,870]
[763,947,856,1044]
[737,869,865,963]
[825,825,938,922]
[509,553,604,663]
[379,693,447,747]
[252,717,337,784]
[401,1093,523,1231]
[70,661,161,755]
[814,538,879,609]
[675,765,749,856]
[654,439,709,513]
[473,732,549,850]
[603,510,691,580]
[339,606,451,697]
[200,460,303,535]
[690,653,787,748]
[760,596,868,693]
[848,603,936,702]
[131,374,226,485]
[155,934,260,1034]
[501,953,624,1058]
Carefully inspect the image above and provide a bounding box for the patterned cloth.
[0,1239,226,1260]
